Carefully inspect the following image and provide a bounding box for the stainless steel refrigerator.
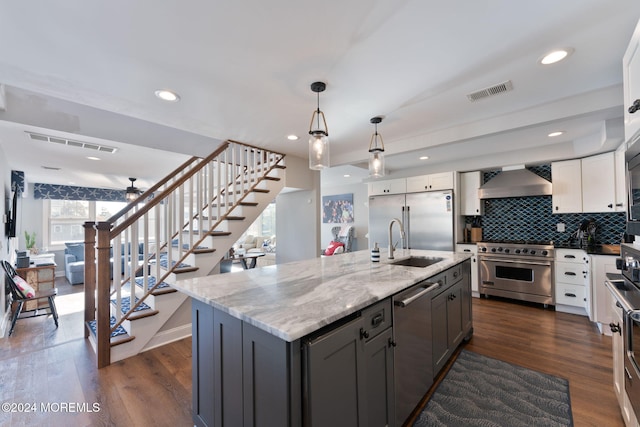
[368,190,454,251]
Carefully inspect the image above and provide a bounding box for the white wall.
[320,181,369,252]
[1,145,10,336]
[15,184,43,251]
[276,187,321,263]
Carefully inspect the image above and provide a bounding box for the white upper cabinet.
[406,172,454,193]
[459,171,483,216]
[624,18,640,144]
[368,178,406,196]
[581,152,616,213]
[552,152,622,214]
[552,159,583,213]
[615,143,627,213]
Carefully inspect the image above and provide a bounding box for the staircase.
[82,140,285,368]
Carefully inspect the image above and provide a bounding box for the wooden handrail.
[91,139,285,367]
[109,142,230,237]
[109,158,287,319]
[107,155,203,225]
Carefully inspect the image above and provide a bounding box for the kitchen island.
[173,249,472,427]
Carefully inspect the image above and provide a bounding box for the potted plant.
[25,231,37,254]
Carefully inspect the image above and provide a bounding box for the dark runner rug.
[413,350,573,427]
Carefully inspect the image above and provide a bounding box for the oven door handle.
[480,257,551,267]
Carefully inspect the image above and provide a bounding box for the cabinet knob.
[610,322,622,335]
[388,338,397,348]
[630,99,640,114]
[608,203,613,208]
[359,328,370,340]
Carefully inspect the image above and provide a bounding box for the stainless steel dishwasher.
[392,278,441,427]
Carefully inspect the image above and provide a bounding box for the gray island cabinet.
[174,249,472,427]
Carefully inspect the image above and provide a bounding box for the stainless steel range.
[478,240,555,306]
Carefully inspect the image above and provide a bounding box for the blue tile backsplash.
[465,165,626,245]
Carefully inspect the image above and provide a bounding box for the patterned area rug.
[414,350,573,427]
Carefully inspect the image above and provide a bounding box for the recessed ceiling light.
[548,131,564,137]
[344,174,351,178]
[87,156,101,161]
[419,156,429,160]
[539,48,573,65]
[154,89,180,102]
[287,134,299,141]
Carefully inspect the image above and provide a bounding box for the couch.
[64,242,145,285]
[234,235,276,267]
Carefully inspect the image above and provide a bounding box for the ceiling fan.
[125,177,143,202]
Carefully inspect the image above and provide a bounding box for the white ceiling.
[1,1,639,191]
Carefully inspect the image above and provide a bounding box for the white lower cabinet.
[610,292,640,427]
[456,244,478,297]
[554,249,589,315]
[591,254,621,334]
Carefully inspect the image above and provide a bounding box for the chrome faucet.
[388,217,405,259]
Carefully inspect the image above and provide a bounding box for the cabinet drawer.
[361,298,392,341]
[555,262,588,286]
[556,283,586,307]
[38,268,54,281]
[555,249,587,263]
[445,264,463,285]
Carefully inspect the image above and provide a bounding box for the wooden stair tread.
[211,201,258,207]
[110,334,136,347]
[209,231,232,236]
[86,319,135,347]
[193,247,216,254]
[150,287,178,296]
[201,216,245,221]
[127,309,160,321]
[172,266,199,274]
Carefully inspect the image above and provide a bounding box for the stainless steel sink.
[390,256,444,268]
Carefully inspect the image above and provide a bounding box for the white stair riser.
[108,167,284,363]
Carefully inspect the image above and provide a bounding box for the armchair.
[64,242,143,285]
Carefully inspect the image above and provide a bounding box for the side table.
[16,263,56,311]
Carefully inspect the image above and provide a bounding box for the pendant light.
[308,81,330,170]
[368,116,385,178]
[125,177,141,202]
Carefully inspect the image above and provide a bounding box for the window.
[245,202,276,238]
[44,200,127,248]
[234,202,276,249]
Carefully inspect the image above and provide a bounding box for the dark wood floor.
[0,277,192,427]
[461,296,623,427]
[0,279,624,426]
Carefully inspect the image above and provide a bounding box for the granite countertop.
[554,243,620,256]
[172,249,471,342]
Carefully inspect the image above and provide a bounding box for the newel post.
[83,222,96,339]
[95,221,113,368]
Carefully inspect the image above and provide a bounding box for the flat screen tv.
[5,189,17,238]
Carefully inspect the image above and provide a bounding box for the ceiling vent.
[466,80,513,102]
[26,132,118,153]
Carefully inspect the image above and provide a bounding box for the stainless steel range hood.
[478,167,552,199]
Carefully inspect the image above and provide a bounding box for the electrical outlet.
[557,223,566,232]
